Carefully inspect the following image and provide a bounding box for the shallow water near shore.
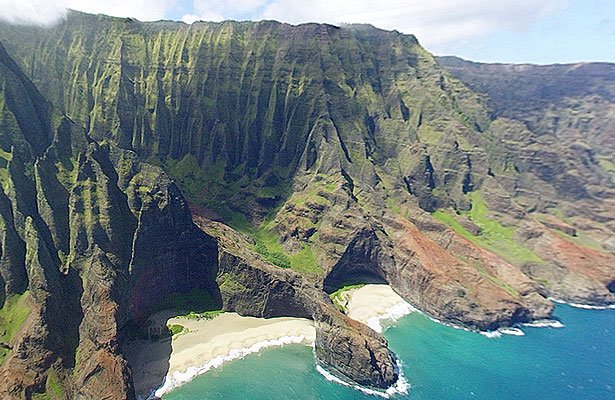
[163,304,614,399]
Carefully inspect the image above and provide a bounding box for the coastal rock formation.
[0,11,613,399]
[0,41,396,396]
[196,217,398,390]
[438,56,615,303]
[0,42,219,398]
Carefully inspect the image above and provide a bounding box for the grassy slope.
[433,191,543,266]
[165,154,324,274]
[0,292,31,364]
[329,284,366,312]
[252,223,322,275]
[31,369,64,400]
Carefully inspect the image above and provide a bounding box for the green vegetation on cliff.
[289,245,320,275]
[252,224,322,274]
[0,292,30,363]
[167,324,185,336]
[0,148,11,190]
[183,310,224,320]
[433,191,543,266]
[218,273,248,294]
[329,284,365,312]
[254,236,291,269]
[46,370,65,399]
[31,369,65,400]
[473,261,520,298]
[0,12,613,398]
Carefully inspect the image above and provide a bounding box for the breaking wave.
[316,362,409,398]
[146,335,314,400]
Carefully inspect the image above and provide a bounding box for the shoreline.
[124,285,609,398]
[129,284,417,399]
[549,296,615,310]
[316,363,410,399]
[341,285,569,340]
[125,312,315,399]
[344,284,416,333]
[331,284,414,398]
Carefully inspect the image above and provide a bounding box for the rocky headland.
[0,11,612,399]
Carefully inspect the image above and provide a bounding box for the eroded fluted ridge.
[0,11,613,399]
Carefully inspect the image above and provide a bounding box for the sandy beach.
[125,285,411,399]
[125,312,315,399]
[345,285,415,333]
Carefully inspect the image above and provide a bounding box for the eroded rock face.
[0,43,219,398]
[314,313,398,389]
[2,13,612,309]
[194,218,398,390]
[0,133,216,398]
[0,41,398,397]
[437,57,615,305]
[384,216,553,330]
[0,11,613,400]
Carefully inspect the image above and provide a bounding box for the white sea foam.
[142,290,612,399]
[476,296,615,340]
[568,303,615,310]
[366,301,417,333]
[424,314,473,334]
[316,362,410,398]
[522,319,565,328]
[479,326,528,338]
[147,335,314,399]
[500,327,525,336]
[403,306,566,340]
[549,297,615,310]
[479,330,502,339]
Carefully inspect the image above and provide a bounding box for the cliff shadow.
[121,284,224,399]
[122,226,222,399]
[323,230,388,294]
[121,317,173,400]
[59,268,84,369]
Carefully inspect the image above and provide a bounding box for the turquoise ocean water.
[164,305,614,400]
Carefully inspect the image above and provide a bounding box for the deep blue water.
[164,305,614,399]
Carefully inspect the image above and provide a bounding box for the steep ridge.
[437,56,615,198]
[2,9,613,332]
[0,40,217,398]
[0,41,396,399]
[437,56,615,297]
[0,11,613,398]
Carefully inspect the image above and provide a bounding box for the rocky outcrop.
[195,217,398,390]
[438,56,615,240]
[438,56,615,305]
[384,215,553,330]
[0,11,613,399]
[0,44,221,398]
[0,36,399,398]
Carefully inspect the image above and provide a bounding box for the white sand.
[126,312,315,399]
[318,284,413,398]
[127,285,411,398]
[345,285,415,333]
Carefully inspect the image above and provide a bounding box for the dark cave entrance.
[322,230,388,294]
[323,270,388,294]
